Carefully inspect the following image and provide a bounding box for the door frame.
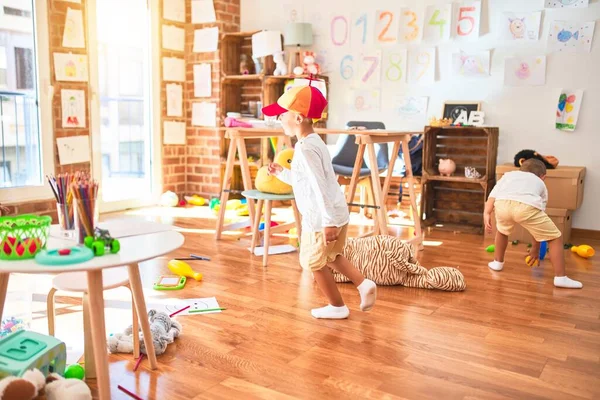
[87,0,162,213]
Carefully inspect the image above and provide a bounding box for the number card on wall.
[424,4,452,42]
[330,14,350,47]
[383,49,407,83]
[376,10,398,44]
[351,12,373,46]
[455,1,481,40]
[408,48,436,84]
[351,89,381,112]
[357,51,382,86]
[399,8,422,43]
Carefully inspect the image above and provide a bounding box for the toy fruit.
[84,228,120,257]
[58,249,71,256]
[185,195,207,206]
[168,259,203,281]
[226,199,242,210]
[485,244,495,252]
[236,204,249,216]
[525,255,539,267]
[64,363,85,380]
[571,245,595,259]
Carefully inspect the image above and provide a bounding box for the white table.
[0,227,184,400]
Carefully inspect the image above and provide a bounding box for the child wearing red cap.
[263,83,377,319]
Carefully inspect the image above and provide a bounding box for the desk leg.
[367,143,389,235]
[86,270,110,400]
[237,138,256,229]
[216,138,238,240]
[128,264,158,370]
[346,143,366,205]
[82,293,97,379]
[401,141,423,249]
[383,140,401,210]
[0,273,9,321]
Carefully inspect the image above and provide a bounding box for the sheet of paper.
[250,244,297,256]
[193,27,219,53]
[394,96,428,117]
[454,1,481,40]
[408,48,436,84]
[162,25,185,52]
[166,84,183,117]
[145,297,222,316]
[56,135,90,165]
[61,89,86,128]
[375,10,399,44]
[451,50,490,78]
[423,4,452,42]
[192,0,216,23]
[162,57,185,82]
[163,0,185,22]
[194,63,212,97]
[351,89,381,112]
[163,121,186,145]
[283,3,304,24]
[499,12,542,41]
[62,8,85,48]
[357,50,382,86]
[545,0,588,8]
[382,49,407,83]
[54,53,88,82]
[192,102,217,127]
[555,89,583,131]
[399,7,422,43]
[504,56,546,86]
[547,21,595,53]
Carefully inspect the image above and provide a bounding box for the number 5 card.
[454,1,481,40]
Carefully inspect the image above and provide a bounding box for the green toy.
[485,244,495,252]
[153,275,187,291]
[0,330,66,378]
[512,240,519,245]
[64,363,85,380]
[84,228,120,256]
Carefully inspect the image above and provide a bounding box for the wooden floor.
[74,207,599,399]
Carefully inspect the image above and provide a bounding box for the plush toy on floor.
[334,236,466,291]
[255,148,294,194]
[0,368,91,400]
[107,310,182,356]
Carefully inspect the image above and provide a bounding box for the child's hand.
[323,226,338,244]
[484,212,492,232]
[527,242,540,266]
[267,163,283,176]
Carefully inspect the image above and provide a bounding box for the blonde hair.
[520,159,546,177]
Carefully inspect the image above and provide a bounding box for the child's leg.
[547,237,582,288]
[488,200,513,271]
[489,231,509,271]
[328,255,377,311]
[311,267,349,319]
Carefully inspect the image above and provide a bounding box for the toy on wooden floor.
[108,310,182,356]
[168,259,203,281]
[153,275,186,291]
[83,228,120,256]
[485,244,495,252]
[159,191,179,207]
[571,245,595,259]
[333,236,466,291]
[255,148,294,194]
[438,159,456,176]
[259,221,279,231]
[63,364,84,380]
[0,330,66,378]
[0,368,91,400]
[525,241,549,267]
[44,372,92,400]
[512,240,519,245]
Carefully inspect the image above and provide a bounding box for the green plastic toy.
[485,244,495,252]
[84,228,120,256]
[64,363,85,380]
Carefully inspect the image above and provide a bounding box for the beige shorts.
[299,224,348,272]
[495,200,561,242]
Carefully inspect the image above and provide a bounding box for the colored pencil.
[133,354,144,372]
[188,308,226,314]
[117,385,144,400]
[169,305,190,317]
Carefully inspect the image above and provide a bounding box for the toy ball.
[179,200,186,207]
[525,255,539,267]
[485,244,495,253]
[159,191,179,207]
[64,364,85,380]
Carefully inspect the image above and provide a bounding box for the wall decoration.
[57,136,90,165]
[61,89,86,128]
[194,63,212,97]
[394,96,428,117]
[545,0,588,8]
[375,10,399,44]
[423,4,452,42]
[504,56,546,86]
[62,8,85,48]
[164,121,186,145]
[408,48,436,84]
[283,3,304,23]
[192,102,217,127]
[442,102,481,121]
[166,84,183,117]
[164,0,185,22]
[162,57,185,82]
[351,12,373,46]
[451,50,490,78]
[193,27,219,53]
[191,0,216,23]
[455,1,481,40]
[548,21,595,53]
[399,7,422,43]
[499,12,542,41]
[53,53,88,82]
[357,50,382,85]
[351,89,380,112]
[330,15,350,46]
[556,90,583,131]
[162,25,185,52]
[383,49,407,83]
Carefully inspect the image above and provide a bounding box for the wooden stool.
[47,266,139,379]
[242,190,301,267]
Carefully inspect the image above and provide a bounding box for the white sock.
[554,276,583,289]
[311,304,350,319]
[357,279,377,311]
[488,260,504,271]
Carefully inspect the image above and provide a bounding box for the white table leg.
[0,273,9,321]
[86,270,110,399]
[82,293,97,379]
[127,264,158,369]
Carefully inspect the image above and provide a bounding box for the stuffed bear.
[0,369,91,400]
[334,236,466,291]
[108,310,182,356]
[514,149,559,169]
[255,149,294,194]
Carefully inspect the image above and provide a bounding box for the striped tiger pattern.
[335,236,466,292]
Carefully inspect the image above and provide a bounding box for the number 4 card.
[455,1,481,40]
[423,4,452,42]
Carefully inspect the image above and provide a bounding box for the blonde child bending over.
[484,159,582,289]
[262,83,377,319]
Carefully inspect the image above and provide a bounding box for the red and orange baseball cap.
[262,84,327,119]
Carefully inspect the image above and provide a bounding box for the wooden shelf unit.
[420,126,499,233]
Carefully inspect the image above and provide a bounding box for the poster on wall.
[193,27,219,53]
[454,1,481,40]
[162,57,185,82]
[504,56,546,86]
[394,96,428,118]
[351,11,374,47]
[423,4,452,42]
[53,53,88,82]
[164,121,186,145]
[57,136,90,165]
[283,3,304,24]
[451,50,490,78]
[399,7,423,43]
[351,89,381,112]
[545,0,588,8]
[555,89,583,131]
[408,48,436,84]
[162,25,185,52]
[194,63,212,97]
[547,21,595,53]
[357,50,382,86]
[164,0,185,22]
[192,102,217,127]
[382,49,407,83]
[191,0,216,23]
[166,84,183,117]
[498,12,542,41]
[375,10,399,44]
[61,89,86,128]
[62,8,85,48]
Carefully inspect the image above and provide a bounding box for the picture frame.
[442,101,481,122]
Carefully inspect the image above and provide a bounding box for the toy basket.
[0,215,51,260]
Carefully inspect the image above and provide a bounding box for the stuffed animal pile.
[335,236,466,291]
[0,368,91,400]
[108,310,182,356]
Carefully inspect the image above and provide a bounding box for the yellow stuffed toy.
[255,148,294,194]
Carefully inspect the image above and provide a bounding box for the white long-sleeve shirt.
[489,171,548,210]
[277,133,349,232]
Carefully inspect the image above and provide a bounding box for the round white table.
[0,226,184,400]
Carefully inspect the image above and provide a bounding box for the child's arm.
[268,163,292,185]
[484,196,495,232]
[302,149,339,228]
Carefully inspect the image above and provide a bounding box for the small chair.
[47,266,139,379]
[0,330,66,378]
[242,190,301,267]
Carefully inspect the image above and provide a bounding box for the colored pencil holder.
[74,199,98,245]
[56,202,75,232]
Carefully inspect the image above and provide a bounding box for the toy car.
[84,228,120,256]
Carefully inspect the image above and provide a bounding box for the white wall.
[242,0,600,230]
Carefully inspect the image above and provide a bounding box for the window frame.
[0,0,54,203]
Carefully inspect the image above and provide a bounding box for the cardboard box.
[495,164,586,210]
[485,207,572,243]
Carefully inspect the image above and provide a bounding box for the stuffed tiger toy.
[334,236,466,292]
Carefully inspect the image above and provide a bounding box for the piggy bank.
[438,159,456,176]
